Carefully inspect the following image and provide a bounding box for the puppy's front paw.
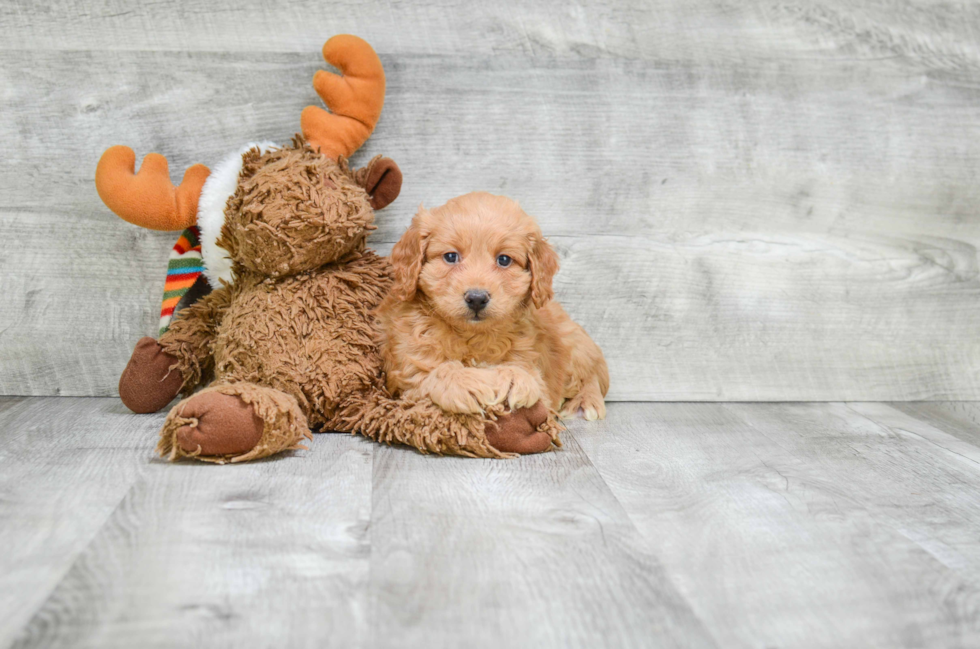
[559,391,607,421]
[429,384,486,414]
[501,367,543,410]
[421,374,502,414]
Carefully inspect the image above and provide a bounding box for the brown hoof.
[119,337,184,413]
[174,391,265,457]
[486,402,553,455]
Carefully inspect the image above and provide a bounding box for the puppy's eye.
[443,252,460,264]
[496,254,512,268]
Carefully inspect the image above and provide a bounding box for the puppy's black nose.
[464,289,490,313]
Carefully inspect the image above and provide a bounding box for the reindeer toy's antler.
[94,34,387,231]
[95,147,210,231]
[302,34,387,160]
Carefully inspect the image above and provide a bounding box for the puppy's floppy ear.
[354,156,403,210]
[528,236,559,308]
[389,207,428,301]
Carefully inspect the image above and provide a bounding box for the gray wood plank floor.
[3,399,980,648]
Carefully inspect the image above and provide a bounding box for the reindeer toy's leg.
[118,285,313,463]
[118,287,232,413]
[158,382,311,463]
[332,385,563,458]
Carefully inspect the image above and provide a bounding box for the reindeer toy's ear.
[353,156,403,210]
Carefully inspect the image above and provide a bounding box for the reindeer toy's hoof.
[158,385,311,464]
[118,337,184,414]
[170,391,265,457]
[486,403,561,455]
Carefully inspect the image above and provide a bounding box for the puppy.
[378,192,609,423]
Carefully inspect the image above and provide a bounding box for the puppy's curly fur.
[378,192,609,420]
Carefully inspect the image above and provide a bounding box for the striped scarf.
[159,226,204,334]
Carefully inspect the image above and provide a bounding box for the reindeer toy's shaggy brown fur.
[95,35,559,462]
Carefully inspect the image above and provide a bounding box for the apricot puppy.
[378,192,609,427]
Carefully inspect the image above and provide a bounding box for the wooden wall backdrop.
[1,1,979,400]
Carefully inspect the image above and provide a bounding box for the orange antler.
[95,146,210,231]
[301,35,386,160]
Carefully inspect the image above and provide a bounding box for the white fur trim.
[197,141,277,287]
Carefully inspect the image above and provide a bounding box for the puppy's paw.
[429,384,486,414]
[450,370,511,412]
[559,391,607,421]
[501,367,543,410]
[422,373,503,414]
[475,377,509,409]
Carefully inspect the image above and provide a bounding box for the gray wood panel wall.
[1,1,979,399]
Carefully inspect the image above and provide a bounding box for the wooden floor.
[2,399,980,648]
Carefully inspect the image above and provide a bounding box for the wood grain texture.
[890,402,980,448]
[0,397,162,648]
[366,436,715,649]
[7,405,373,649]
[5,399,980,647]
[3,0,979,67]
[2,1,980,399]
[571,402,980,648]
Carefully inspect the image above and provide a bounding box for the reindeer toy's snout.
[96,35,559,463]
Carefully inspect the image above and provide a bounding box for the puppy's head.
[389,192,559,325]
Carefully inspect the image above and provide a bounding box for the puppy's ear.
[354,156,403,210]
[389,208,428,301]
[528,236,559,308]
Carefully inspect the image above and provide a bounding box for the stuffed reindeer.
[95,35,560,462]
